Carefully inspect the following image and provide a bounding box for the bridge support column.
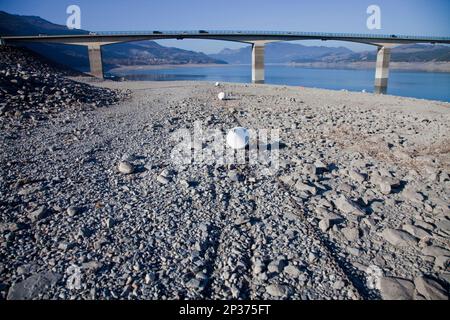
[87,44,104,79]
[374,46,391,94]
[252,43,265,84]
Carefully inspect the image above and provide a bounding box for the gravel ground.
[1,48,449,300]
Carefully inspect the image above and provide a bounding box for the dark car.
[199,30,209,34]
[390,34,398,38]
[153,31,163,34]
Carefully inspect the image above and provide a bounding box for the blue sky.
[1,0,449,53]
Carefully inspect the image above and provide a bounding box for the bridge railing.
[61,30,450,42]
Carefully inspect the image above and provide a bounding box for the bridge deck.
[2,30,450,44]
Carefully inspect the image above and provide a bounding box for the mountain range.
[211,42,450,64]
[1,10,449,73]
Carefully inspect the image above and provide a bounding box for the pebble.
[265,284,290,297]
[118,161,135,174]
[378,276,415,300]
[414,276,447,300]
[381,228,418,247]
[67,206,80,217]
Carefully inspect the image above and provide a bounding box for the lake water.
[109,64,450,102]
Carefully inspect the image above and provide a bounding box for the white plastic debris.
[226,127,250,149]
[218,92,226,100]
[215,82,220,87]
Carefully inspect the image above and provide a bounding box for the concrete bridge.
[2,30,450,94]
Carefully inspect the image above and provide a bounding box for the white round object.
[218,92,226,100]
[215,82,220,87]
[226,127,249,149]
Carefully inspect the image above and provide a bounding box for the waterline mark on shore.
[170,121,280,176]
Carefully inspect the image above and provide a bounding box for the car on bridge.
[199,30,209,34]
[153,31,162,34]
[390,34,398,38]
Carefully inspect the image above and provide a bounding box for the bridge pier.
[374,46,391,94]
[252,43,265,84]
[87,44,104,79]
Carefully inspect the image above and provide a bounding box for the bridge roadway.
[2,30,450,93]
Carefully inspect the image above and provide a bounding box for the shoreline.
[108,61,450,74]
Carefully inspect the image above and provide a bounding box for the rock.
[435,219,450,234]
[0,222,27,233]
[81,261,103,273]
[253,260,265,275]
[402,189,425,203]
[66,206,80,217]
[7,272,61,300]
[349,170,365,184]
[302,164,317,176]
[78,227,93,238]
[294,181,316,195]
[118,161,134,174]
[186,278,202,290]
[333,280,346,290]
[159,169,171,178]
[334,196,365,216]
[230,286,240,298]
[283,265,301,277]
[105,217,115,229]
[319,219,330,232]
[28,206,49,222]
[313,160,328,172]
[347,247,361,256]
[265,284,290,297]
[228,170,244,182]
[378,276,415,300]
[378,180,392,195]
[401,224,432,239]
[145,272,156,284]
[381,228,418,247]
[434,256,450,269]
[414,276,448,300]
[414,220,435,232]
[58,242,74,251]
[377,177,400,195]
[157,175,170,184]
[421,246,450,257]
[308,252,318,263]
[279,175,296,187]
[341,227,360,242]
[267,259,286,274]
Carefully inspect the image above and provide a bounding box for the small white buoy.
[362,89,366,93]
[215,82,220,87]
[226,127,249,149]
[218,92,226,100]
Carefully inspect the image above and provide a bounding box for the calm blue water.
[109,64,450,102]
